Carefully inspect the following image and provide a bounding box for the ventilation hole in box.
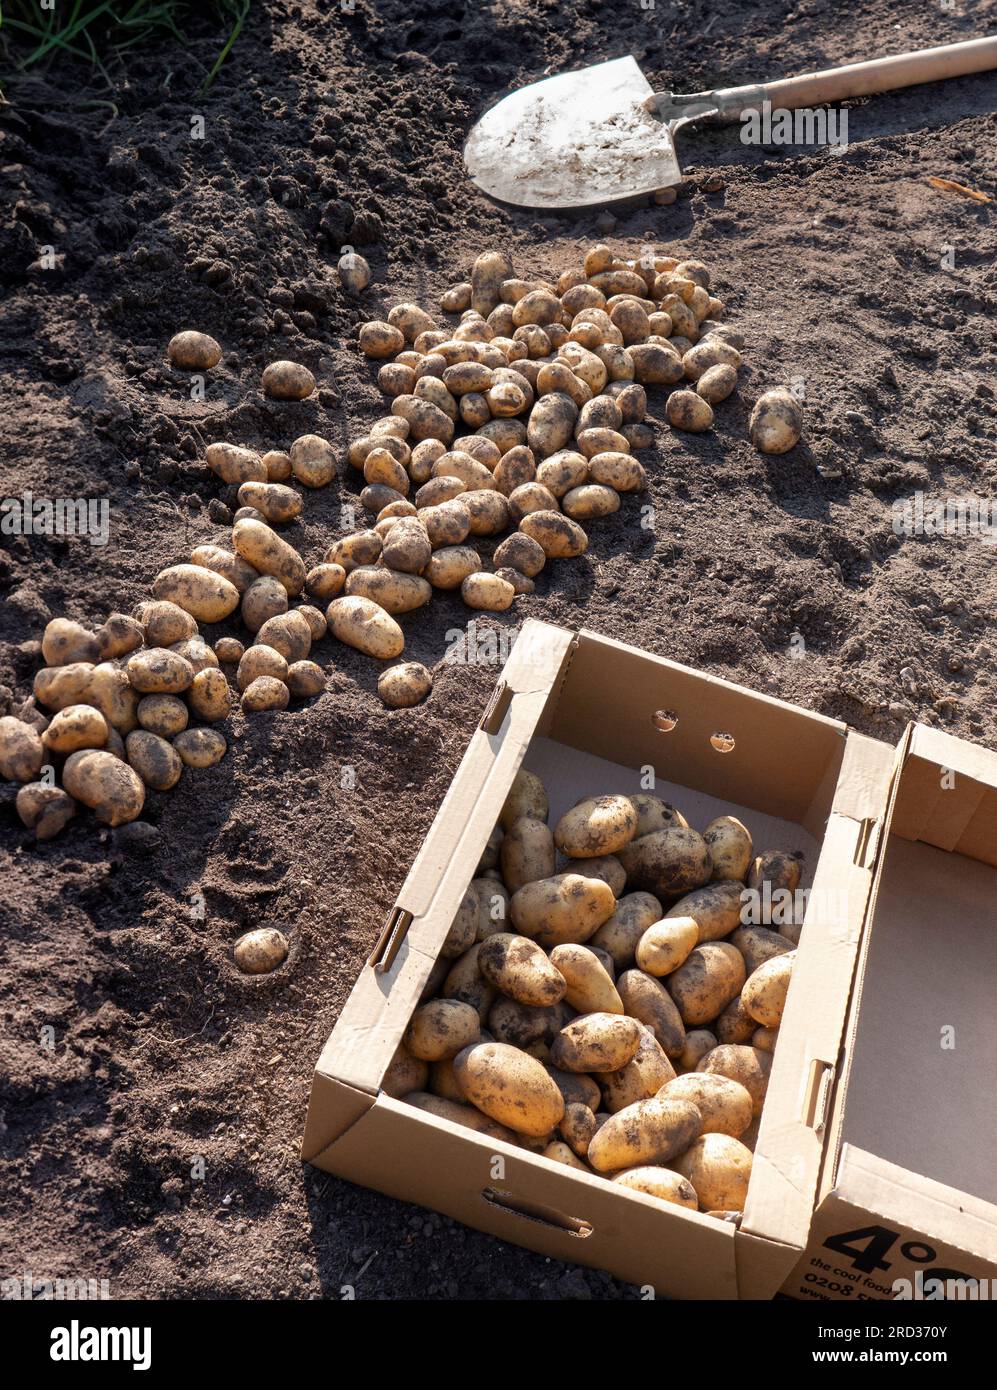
[710,731,736,753]
[652,709,678,732]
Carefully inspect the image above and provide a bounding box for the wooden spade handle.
[710,35,997,117]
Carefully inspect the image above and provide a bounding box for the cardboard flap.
[889,724,997,864]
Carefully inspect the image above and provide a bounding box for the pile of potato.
[385,771,801,1219]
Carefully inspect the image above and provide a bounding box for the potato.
[661,1072,753,1139]
[550,1013,639,1074]
[440,887,479,960]
[168,330,221,370]
[240,575,288,635]
[127,648,194,695]
[0,717,45,781]
[508,482,558,524]
[262,360,315,399]
[562,484,620,521]
[423,545,480,590]
[628,344,684,387]
[491,446,535,498]
[237,481,303,525]
[477,417,527,455]
[729,925,793,974]
[665,389,714,432]
[460,572,514,612]
[697,363,738,405]
[377,662,432,708]
[697,1044,772,1117]
[752,1026,779,1053]
[37,704,104,755]
[540,1141,590,1171]
[380,518,432,575]
[636,915,699,977]
[587,451,645,492]
[714,994,757,1045]
[588,1095,702,1174]
[597,1023,676,1112]
[453,1041,563,1137]
[41,617,99,666]
[238,644,288,692]
[233,927,288,974]
[591,892,663,969]
[125,730,182,791]
[188,667,233,721]
[285,660,325,699]
[214,638,244,665]
[442,943,497,1023]
[33,662,95,713]
[749,388,803,454]
[554,794,638,858]
[404,1090,517,1144]
[84,663,138,735]
[617,968,686,1058]
[500,768,549,829]
[667,942,745,1027]
[678,1029,718,1073]
[63,748,144,826]
[470,250,514,317]
[358,320,405,359]
[169,637,218,674]
[489,539,543,588]
[612,1166,698,1209]
[519,510,588,559]
[489,996,568,1050]
[673,1133,752,1211]
[16,783,78,840]
[547,945,619,1015]
[703,816,753,883]
[392,394,455,445]
[241,676,290,712]
[232,519,306,596]
[742,952,794,1028]
[558,1101,598,1158]
[382,1044,429,1100]
[204,442,268,485]
[96,613,144,661]
[510,872,616,949]
[253,611,312,664]
[534,450,588,500]
[296,605,326,642]
[666,880,745,943]
[462,490,510,538]
[325,596,404,659]
[326,532,384,575]
[682,339,741,382]
[618,827,712,897]
[305,563,347,602]
[173,727,227,768]
[471,877,510,940]
[747,849,803,895]
[527,391,578,459]
[478,933,566,1008]
[262,449,293,482]
[420,499,471,550]
[629,797,688,838]
[152,564,240,623]
[500,815,555,892]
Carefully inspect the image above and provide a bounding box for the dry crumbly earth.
[1,0,996,1301]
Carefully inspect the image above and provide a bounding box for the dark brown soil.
[2,0,996,1300]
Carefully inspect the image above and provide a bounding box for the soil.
[1,0,996,1301]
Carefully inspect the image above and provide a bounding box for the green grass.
[0,0,252,95]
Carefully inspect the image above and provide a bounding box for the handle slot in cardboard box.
[803,1059,835,1133]
[368,906,414,972]
[482,1187,593,1238]
[479,680,513,735]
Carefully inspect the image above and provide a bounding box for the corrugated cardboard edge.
[742,730,897,1252]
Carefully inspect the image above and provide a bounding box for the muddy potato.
[421,545,478,592]
[377,661,432,709]
[254,611,313,665]
[471,877,510,939]
[0,717,45,781]
[404,1090,516,1143]
[262,449,293,482]
[493,445,537,497]
[262,360,315,399]
[747,849,803,896]
[618,826,713,897]
[561,485,619,522]
[588,1094,702,1174]
[489,996,568,1051]
[232,519,306,596]
[630,795,688,838]
[510,872,616,949]
[325,531,384,574]
[461,572,515,612]
[636,915,699,977]
[535,450,589,499]
[500,815,555,892]
[125,729,182,791]
[704,815,753,882]
[549,944,623,1015]
[597,1023,676,1112]
[661,1072,753,1139]
[443,943,497,1023]
[729,925,793,975]
[62,748,144,826]
[682,339,741,382]
[615,969,685,1060]
[302,563,346,605]
[550,1013,639,1074]
[752,1026,779,1054]
[668,942,745,1027]
[41,618,99,667]
[127,648,194,695]
[214,638,244,666]
[283,660,323,699]
[527,392,578,459]
[33,662,95,713]
[420,499,471,549]
[587,450,645,493]
[205,442,268,485]
[666,389,714,432]
[294,606,325,644]
[240,576,288,635]
[364,447,411,496]
[562,854,626,898]
[461,490,510,538]
[544,1065,601,1114]
[679,1029,718,1073]
[382,1044,430,1100]
[173,728,227,768]
[237,645,289,691]
[697,363,738,405]
[541,1141,590,1172]
[392,394,455,446]
[478,933,567,1008]
[559,1102,598,1158]
[554,794,638,858]
[612,1166,698,1209]
[591,892,664,970]
[241,675,290,712]
[190,667,234,722]
[674,1133,753,1212]
[16,783,78,840]
[666,880,745,943]
[749,388,803,454]
[500,768,548,829]
[742,952,794,1028]
[381,518,432,575]
[168,637,218,675]
[137,694,188,738]
[714,994,757,1045]
[519,510,588,560]
[697,1044,772,1117]
[233,927,289,975]
[454,1040,563,1137]
[152,563,240,623]
[470,250,514,317]
[168,329,221,370]
[96,613,144,661]
[237,480,303,525]
[508,482,559,523]
[325,596,404,659]
[81,664,137,736]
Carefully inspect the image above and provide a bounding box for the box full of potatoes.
[782,722,997,1302]
[303,619,902,1299]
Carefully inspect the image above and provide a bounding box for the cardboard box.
[783,723,997,1302]
[303,620,895,1299]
